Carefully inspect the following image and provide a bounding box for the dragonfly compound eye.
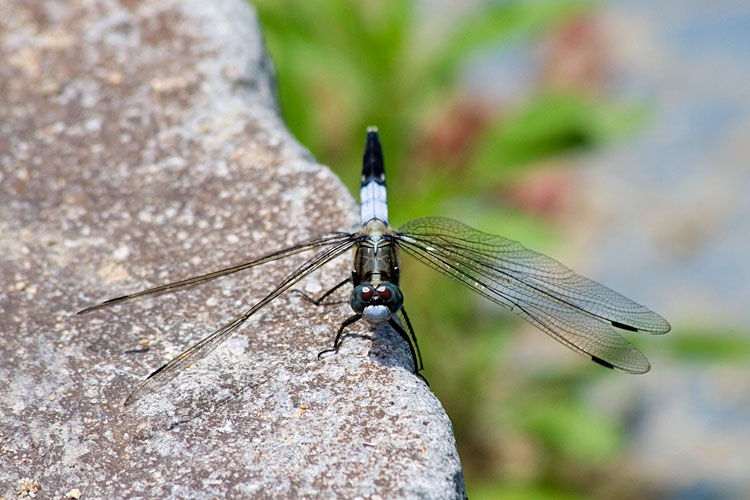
[376,283,403,313]
[360,286,374,300]
[350,284,374,313]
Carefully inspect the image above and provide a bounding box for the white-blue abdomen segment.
[360,181,388,226]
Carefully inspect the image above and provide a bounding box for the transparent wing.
[124,236,357,405]
[396,217,670,373]
[78,232,354,314]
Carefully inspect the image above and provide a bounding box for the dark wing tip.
[146,362,168,380]
[77,295,129,315]
[123,392,141,407]
[612,317,672,335]
[591,355,651,374]
[611,320,639,332]
[77,304,100,315]
[591,356,615,369]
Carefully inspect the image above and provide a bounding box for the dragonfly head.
[350,282,403,321]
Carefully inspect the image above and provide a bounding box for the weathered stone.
[0,0,466,498]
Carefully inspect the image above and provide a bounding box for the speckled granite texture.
[0,0,466,498]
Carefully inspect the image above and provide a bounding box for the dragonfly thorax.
[350,282,403,321]
[354,219,401,287]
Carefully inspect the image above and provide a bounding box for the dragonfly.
[78,127,671,405]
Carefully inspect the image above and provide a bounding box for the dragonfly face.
[349,282,403,321]
[78,126,670,406]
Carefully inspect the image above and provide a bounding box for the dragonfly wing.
[396,217,670,372]
[124,236,357,405]
[78,232,354,315]
[512,291,651,372]
[124,307,251,406]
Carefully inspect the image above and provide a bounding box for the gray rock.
[0,0,466,498]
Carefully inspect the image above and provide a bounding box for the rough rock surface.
[0,0,466,498]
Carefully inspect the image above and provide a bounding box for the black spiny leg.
[388,316,429,386]
[291,276,352,306]
[399,307,423,372]
[318,313,362,359]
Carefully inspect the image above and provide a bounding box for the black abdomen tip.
[362,127,385,185]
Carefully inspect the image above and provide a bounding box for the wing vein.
[124,236,357,405]
[78,232,354,314]
[395,217,669,372]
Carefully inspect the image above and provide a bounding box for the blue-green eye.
[375,283,403,313]
[350,284,374,313]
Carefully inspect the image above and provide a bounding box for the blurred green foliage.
[252,0,664,498]
[254,0,600,215]
[470,93,646,184]
[660,328,749,361]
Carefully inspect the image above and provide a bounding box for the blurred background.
[252,0,749,498]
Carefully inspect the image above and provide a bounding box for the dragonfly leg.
[398,307,424,371]
[318,313,362,359]
[388,317,429,386]
[291,276,352,306]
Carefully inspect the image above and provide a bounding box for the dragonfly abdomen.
[360,126,388,226]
